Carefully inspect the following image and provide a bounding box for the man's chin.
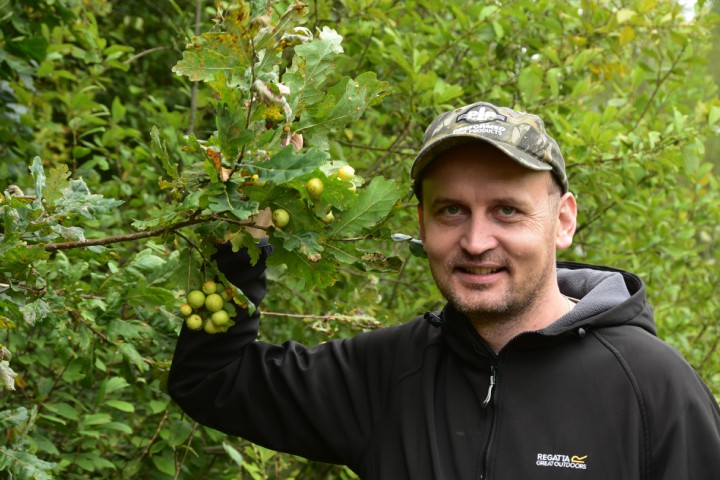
[445,291,510,319]
[456,303,509,320]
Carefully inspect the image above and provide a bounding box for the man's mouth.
[460,267,503,275]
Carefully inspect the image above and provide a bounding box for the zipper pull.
[482,366,496,408]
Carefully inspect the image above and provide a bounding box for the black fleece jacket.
[168,244,720,479]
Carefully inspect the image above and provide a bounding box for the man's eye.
[444,205,462,215]
[498,206,516,216]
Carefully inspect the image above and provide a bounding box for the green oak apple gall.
[272,208,290,228]
[205,293,224,312]
[187,290,206,309]
[203,318,220,334]
[202,280,217,295]
[306,177,324,198]
[211,309,230,327]
[186,314,203,331]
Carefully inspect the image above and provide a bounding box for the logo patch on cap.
[456,105,507,124]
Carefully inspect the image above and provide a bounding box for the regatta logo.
[536,453,588,470]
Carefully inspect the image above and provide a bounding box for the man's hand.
[246,208,273,240]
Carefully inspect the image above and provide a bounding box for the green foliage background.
[1,0,718,478]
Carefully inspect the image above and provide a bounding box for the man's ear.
[556,192,577,250]
[417,204,426,242]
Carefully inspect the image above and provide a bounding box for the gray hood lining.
[550,268,632,330]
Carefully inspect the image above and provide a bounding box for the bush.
[1,0,718,477]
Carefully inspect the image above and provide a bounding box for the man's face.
[417,143,575,323]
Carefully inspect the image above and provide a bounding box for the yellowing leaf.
[172,4,255,83]
[616,8,637,24]
[709,106,720,126]
[639,0,658,13]
[619,26,635,46]
[206,147,223,174]
[571,36,588,47]
[44,163,71,209]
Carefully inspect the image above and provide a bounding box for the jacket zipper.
[479,365,498,480]
[481,365,496,407]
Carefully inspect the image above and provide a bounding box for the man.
[168,101,720,479]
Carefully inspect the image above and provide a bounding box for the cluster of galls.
[180,281,236,334]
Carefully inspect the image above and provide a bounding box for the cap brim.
[411,135,552,180]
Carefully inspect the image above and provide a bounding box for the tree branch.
[174,421,199,480]
[699,328,720,370]
[575,173,655,235]
[130,410,168,476]
[187,0,203,135]
[68,308,111,344]
[633,43,688,130]
[43,217,209,252]
[335,139,413,156]
[124,47,169,64]
[41,213,268,252]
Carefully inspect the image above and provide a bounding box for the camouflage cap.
[411,101,568,193]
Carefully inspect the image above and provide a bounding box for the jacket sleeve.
[167,241,390,468]
[640,345,720,479]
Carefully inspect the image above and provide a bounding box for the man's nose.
[459,215,498,255]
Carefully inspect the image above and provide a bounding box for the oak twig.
[43,217,208,252]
